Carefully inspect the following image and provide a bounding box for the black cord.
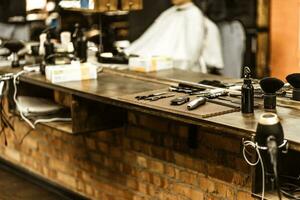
[281,183,300,199]
[267,136,282,200]
[273,156,282,200]
[0,97,7,146]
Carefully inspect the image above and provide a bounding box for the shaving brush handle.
[292,88,300,101]
[264,93,276,110]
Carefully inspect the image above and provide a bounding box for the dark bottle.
[241,67,254,114]
[44,31,55,64]
[75,28,87,63]
[72,23,80,50]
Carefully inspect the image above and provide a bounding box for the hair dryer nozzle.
[256,113,284,148]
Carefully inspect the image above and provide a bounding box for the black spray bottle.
[72,23,80,50]
[74,26,87,63]
[44,30,54,64]
[241,67,254,114]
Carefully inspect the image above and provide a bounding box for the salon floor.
[0,169,70,200]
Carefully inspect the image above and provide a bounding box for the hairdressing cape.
[126,2,224,73]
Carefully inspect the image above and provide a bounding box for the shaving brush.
[286,73,300,101]
[259,77,284,110]
[3,40,25,68]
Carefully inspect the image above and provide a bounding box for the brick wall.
[0,111,254,200]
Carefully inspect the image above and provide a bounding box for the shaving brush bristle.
[259,77,284,94]
[3,40,24,53]
[286,73,300,88]
[286,73,300,101]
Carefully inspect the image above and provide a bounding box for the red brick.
[151,174,162,187]
[138,114,169,133]
[235,157,251,173]
[172,183,192,197]
[138,182,148,194]
[96,131,113,142]
[169,123,189,138]
[47,168,57,179]
[179,171,198,186]
[57,172,76,189]
[128,112,138,125]
[215,181,235,200]
[208,164,234,183]
[86,138,96,150]
[49,159,75,175]
[98,142,109,153]
[193,159,207,175]
[133,195,147,200]
[159,192,182,200]
[165,165,175,178]
[172,183,203,200]
[149,160,164,174]
[175,168,181,179]
[123,137,132,149]
[232,172,251,188]
[165,149,174,162]
[82,171,93,182]
[164,136,173,147]
[136,170,151,182]
[137,155,148,168]
[111,147,122,159]
[199,132,241,154]
[52,138,64,150]
[104,157,114,169]
[4,148,20,162]
[199,177,215,193]
[190,189,204,200]
[151,146,166,160]
[147,184,158,196]
[127,178,137,190]
[177,125,189,138]
[90,152,103,163]
[124,151,137,164]
[174,152,186,167]
[76,180,85,192]
[127,126,153,142]
[237,190,254,200]
[85,184,96,197]
[22,136,39,150]
[51,129,63,138]
[205,193,223,200]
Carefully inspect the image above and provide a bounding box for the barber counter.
[0,67,298,200]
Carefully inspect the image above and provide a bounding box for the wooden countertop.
[3,66,300,151]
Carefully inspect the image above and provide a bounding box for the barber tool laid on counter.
[135,92,175,101]
[170,96,190,106]
[169,85,205,95]
[187,97,207,110]
[241,67,254,114]
[259,77,284,110]
[286,73,300,101]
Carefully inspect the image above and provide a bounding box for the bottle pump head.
[243,66,252,84]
